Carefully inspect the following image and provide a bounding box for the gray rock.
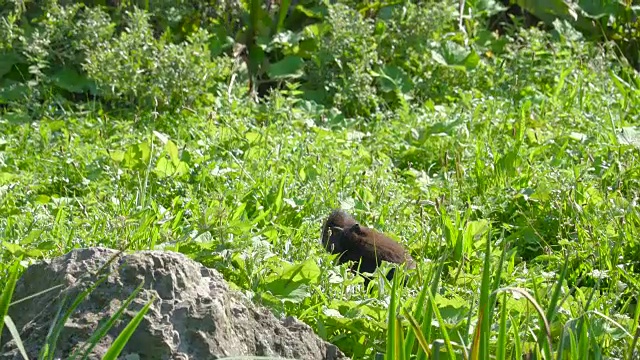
[0,247,348,360]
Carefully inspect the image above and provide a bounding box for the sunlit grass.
[1,1,640,358]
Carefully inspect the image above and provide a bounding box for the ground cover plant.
[1,0,640,358]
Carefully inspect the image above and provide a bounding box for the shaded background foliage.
[2,0,639,116]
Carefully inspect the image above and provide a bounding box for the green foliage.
[377,2,478,102]
[0,2,233,113]
[0,3,113,111]
[304,4,380,117]
[84,8,232,110]
[513,0,640,69]
[2,0,640,359]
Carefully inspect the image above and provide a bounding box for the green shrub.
[304,4,379,118]
[0,3,234,113]
[376,2,466,102]
[0,3,113,112]
[83,8,233,111]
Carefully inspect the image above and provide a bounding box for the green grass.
[2,1,640,359]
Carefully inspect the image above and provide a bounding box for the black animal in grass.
[321,209,415,287]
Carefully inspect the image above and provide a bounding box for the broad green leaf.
[154,157,175,178]
[0,80,29,103]
[267,56,304,80]
[166,140,180,166]
[122,143,151,170]
[153,130,169,145]
[34,195,51,204]
[517,0,576,22]
[463,49,480,69]
[22,229,43,244]
[376,65,412,93]
[618,127,640,148]
[51,67,92,93]
[109,150,125,162]
[2,243,24,255]
[245,132,261,144]
[0,52,20,78]
[174,161,189,177]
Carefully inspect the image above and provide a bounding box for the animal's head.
[321,209,356,253]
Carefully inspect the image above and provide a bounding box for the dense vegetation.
[1,0,640,358]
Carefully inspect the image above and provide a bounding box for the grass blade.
[496,292,508,360]
[417,254,445,360]
[426,287,456,360]
[493,287,552,357]
[402,308,431,357]
[403,265,431,358]
[0,259,21,346]
[68,280,147,360]
[3,315,29,360]
[39,274,109,360]
[471,225,492,359]
[102,294,156,360]
[385,268,400,360]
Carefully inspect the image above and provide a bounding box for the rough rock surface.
[0,247,348,360]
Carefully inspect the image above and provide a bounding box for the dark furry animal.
[321,209,415,286]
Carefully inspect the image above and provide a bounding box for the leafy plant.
[2,0,640,358]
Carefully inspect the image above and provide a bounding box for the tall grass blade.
[102,294,156,360]
[510,315,522,360]
[578,316,589,358]
[490,232,508,310]
[471,225,492,359]
[469,311,482,360]
[496,293,508,360]
[402,308,431,357]
[385,268,400,360]
[494,287,552,357]
[68,281,147,360]
[39,274,109,360]
[395,315,405,360]
[543,251,569,336]
[628,325,640,360]
[38,293,67,360]
[0,259,21,346]
[10,285,64,307]
[417,254,445,360]
[39,245,128,359]
[403,265,431,358]
[426,287,456,360]
[3,315,29,360]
